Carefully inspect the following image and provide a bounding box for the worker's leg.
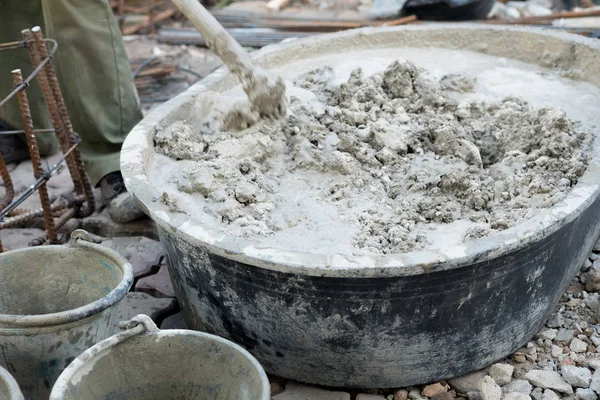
[41,0,144,186]
[0,0,59,156]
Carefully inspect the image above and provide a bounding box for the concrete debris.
[449,371,488,394]
[540,390,560,400]
[530,387,543,400]
[589,369,600,394]
[422,383,447,397]
[502,380,533,395]
[524,370,573,394]
[272,383,350,400]
[587,359,600,370]
[489,364,515,386]
[394,389,409,400]
[480,376,502,400]
[561,366,592,388]
[502,393,531,400]
[409,388,428,400]
[575,388,597,400]
[570,338,589,353]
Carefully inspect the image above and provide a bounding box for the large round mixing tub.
[121,25,600,387]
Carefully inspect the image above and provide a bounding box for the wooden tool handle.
[170,0,255,73]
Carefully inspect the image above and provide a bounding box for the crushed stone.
[154,60,591,254]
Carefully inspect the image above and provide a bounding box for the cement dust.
[153,59,591,255]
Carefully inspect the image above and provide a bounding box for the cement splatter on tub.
[154,60,591,255]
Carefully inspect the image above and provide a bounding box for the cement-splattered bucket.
[50,314,270,400]
[0,365,23,400]
[0,230,133,399]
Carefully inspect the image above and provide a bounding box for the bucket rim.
[121,24,600,278]
[0,239,134,328]
[0,365,24,400]
[50,323,271,400]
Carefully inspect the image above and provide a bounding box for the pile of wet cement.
[154,60,590,254]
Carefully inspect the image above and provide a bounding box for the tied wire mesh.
[0,27,96,252]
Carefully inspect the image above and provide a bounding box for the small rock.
[540,390,560,400]
[556,329,575,342]
[561,366,592,388]
[551,345,563,358]
[423,383,447,398]
[571,338,589,353]
[502,380,533,395]
[490,364,515,386]
[409,389,428,400]
[513,353,528,363]
[357,395,386,400]
[480,376,502,400]
[271,382,285,395]
[273,383,350,400]
[587,359,600,370]
[546,314,565,329]
[524,370,573,394]
[502,394,531,400]
[530,387,543,400]
[575,388,596,400]
[394,389,409,400]
[449,371,488,393]
[591,335,600,347]
[582,259,593,272]
[431,393,456,400]
[537,329,558,341]
[585,263,600,293]
[590,369,600,394]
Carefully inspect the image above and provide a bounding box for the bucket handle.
[49,315,159,400]
[69,229,103,246]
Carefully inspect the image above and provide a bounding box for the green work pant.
[0,0,143,185]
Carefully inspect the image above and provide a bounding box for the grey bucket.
[0,230,133,399]
[0,365,24,400]
[50,314,271,400]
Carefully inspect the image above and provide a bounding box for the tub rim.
[121,24,600,278]
[0,234,134,328]
[49,317,271,400]
[0,365,24,400]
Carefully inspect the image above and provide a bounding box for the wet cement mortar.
[154,60,591,254]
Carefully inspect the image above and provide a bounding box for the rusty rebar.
[23,29,85,203]
[31,26,95,218]
[0,154,14,210]
[0,38,57,109]
[28,208,77,246]
[0,194,85,229]
[11,68,58,243]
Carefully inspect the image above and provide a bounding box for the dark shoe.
[99,171,146,223]
[0,120,30,164]
[100,171,127,201]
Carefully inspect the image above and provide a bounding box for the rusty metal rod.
[0,38,57,108]
[0,154,14,211]
[0,194,85,229]
[28,208,77,247]
[31,27,95,218]
[24,28,85,207]
[0,142,78,221]
[11,68,57,243]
